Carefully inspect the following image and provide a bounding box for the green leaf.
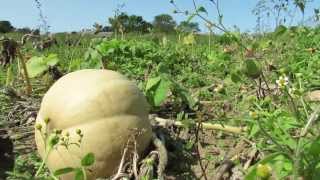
[157,63,169,74]
[153,77,171,106]
[249,124,259,138]
[197,6,207,14]
[171,80,197,110]
[243,60,261,79]
[230,71,242,83]
[54,167,75,176]
[27,57,46,78]
[46,54,59,66]
[146,76,161,91]
[74,168,85,180]
[81,152,95,167]
[309,138,320,156]
[26,54,59,78]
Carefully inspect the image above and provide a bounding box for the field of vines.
[1,2,320,180]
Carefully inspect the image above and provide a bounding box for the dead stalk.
[151,116,247,134]
[195,115,208,180]
[17,51,32,95]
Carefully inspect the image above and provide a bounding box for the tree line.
[0,13,200,34]
[90,13,200,34]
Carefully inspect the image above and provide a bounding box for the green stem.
[256,118,288,154]
[293,138,303,180]
[50,174,59,180]
[300,97,309,118]
[82,167,87,180]
[285,90,301,121]
[35,150,50,177]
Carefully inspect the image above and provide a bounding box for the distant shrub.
[0,21,14,33]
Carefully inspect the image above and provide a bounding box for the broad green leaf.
[230,71,242,83]
[81,152,95,167]
[26,54,59,78]
[146,76,161,91]
[153,78,171,106]
[54,167,75,176]
[309,138,320,156]
[46,54,60,66]
[27,56,46,78]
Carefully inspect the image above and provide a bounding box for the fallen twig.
[151,115,247,134]
[152,133,167,180]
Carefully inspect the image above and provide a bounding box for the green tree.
[0,21,14,33]
[127,15,152,33]
[108,12,129,33]
[108,13,151,33]
[15,27,32,34]
[177,21,200,33]
[153,14,176,33]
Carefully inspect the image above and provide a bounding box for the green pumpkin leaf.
[26,54,59,78]
[146,76,161,91]
[153,77,171,106]
[81,152,95,167]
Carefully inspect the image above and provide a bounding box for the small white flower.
[276,75,289,89]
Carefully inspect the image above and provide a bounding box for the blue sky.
[0,0,319,32]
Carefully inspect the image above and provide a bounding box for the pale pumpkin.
[34,69,152,179]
